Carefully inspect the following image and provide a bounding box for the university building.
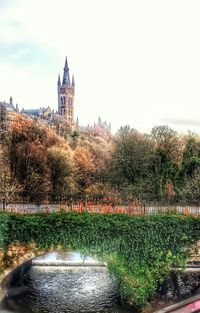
[0,57,111,133]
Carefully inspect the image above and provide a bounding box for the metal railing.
[1,192,200,215]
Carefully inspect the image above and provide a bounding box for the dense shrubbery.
[0,212,200,309]
[1,114,200,203]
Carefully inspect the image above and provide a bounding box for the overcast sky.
[0,0,200,134]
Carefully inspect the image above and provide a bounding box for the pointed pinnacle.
[64,56,69,69]
[72,74,75,86]
[58,74,61,85]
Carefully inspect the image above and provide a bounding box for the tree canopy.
[1,114,200,204]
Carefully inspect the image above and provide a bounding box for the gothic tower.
[57,57,75,124]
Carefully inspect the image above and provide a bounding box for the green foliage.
[0,212,200,310]
[179,137,200,179]
[150,125,181,200]
[110,126,154,195]
[0,214,10,248]
[176,136,200,202]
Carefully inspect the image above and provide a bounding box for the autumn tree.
[7,112,200,204]
[73,146,95,192]
[48,145,77,198]
[0,144,22,209]
[70,130,80,149]
[10,122,51,203]
[75,135,112,193]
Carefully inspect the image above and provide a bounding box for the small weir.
[0,252,132,313]
[32,251,107,267]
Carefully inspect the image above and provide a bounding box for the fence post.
[2,198,5,211]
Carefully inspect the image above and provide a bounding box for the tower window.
[61,96,66,106]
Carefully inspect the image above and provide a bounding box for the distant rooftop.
[21,108,43,116]
[0,97,18,112]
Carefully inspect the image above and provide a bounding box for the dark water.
[0,266,132,313]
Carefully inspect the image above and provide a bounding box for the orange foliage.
[166,180,176,197]
[73,147,95,172]
[10,114,33,133]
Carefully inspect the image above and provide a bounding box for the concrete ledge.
[32,261,107,267]
[154,294,200,313]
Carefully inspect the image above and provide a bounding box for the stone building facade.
[0,97,19,131]
[1,57,111,134]
[0,97,18,114]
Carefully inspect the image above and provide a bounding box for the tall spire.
[62,56,70,85]
[57,74,61,86]
[72,74,75,87]
[64,56,68,69]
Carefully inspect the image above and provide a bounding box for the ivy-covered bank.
[0,212,200,311]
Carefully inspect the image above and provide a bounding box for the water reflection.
[0,253,132,313]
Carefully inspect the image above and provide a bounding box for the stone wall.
[188,240,200,262]
[0,243,52,285]
[158,270,200,300]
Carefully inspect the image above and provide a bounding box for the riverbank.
[141,268,200,313]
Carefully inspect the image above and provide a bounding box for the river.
[0,253,133,313]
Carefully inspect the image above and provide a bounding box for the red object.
[171,300,200,313]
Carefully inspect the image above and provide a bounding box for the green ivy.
[0,212,200,310]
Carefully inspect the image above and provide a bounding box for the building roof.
[21,108,43,116]
[0,101,16,112]
[21,107,54,117]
